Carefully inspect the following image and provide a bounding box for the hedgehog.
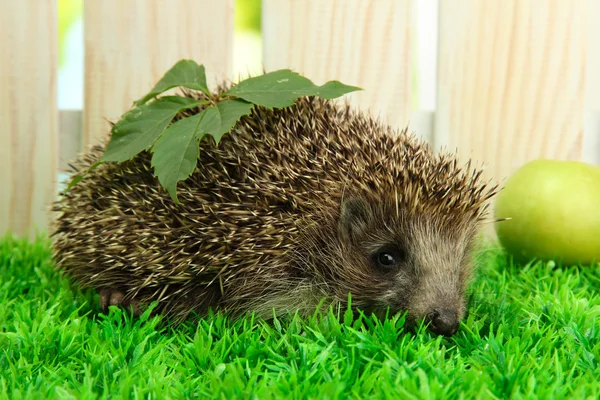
[51,84,497,336]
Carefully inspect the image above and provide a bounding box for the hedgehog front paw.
[99,288,142,316]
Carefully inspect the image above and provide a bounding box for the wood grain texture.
[0,0,58,237]
[84,0,234,149]
[436,0,587,183]
[262,0,414,135]
[583,0,600,164]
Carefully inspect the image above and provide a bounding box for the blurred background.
[55,0,269,180]
[57,0,437,110]
[1,0,598,238]
[58,0,267,109]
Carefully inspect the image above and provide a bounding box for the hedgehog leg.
[99,288,142,316]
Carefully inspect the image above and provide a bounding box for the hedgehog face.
[336,196,476,336]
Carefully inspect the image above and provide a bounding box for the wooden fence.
[1,0,599,238]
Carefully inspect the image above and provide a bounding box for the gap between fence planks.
[262,0,415,139]
[0,0,58,238]
[84,0,234,150]
[59,110,83,172]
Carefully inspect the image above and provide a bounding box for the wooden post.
[84,0,234,149]
[0,0,58,238]
[436,0,588,183]
[262,0,414,136]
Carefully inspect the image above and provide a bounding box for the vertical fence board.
[583,0,600,164]
[262,0,413,133]
[436,0,587,183]
[0,0,58,238]
[84,0,234,149]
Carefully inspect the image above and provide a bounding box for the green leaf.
[150,108,221,203]
[213,100,254,143]
[223,69,362,108]
[223,69,318,108]
[102,96,204,163]
[135,60,210,105]
[64,174,84,194]
[312,80,363,99]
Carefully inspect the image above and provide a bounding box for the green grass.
[0,235,598,399]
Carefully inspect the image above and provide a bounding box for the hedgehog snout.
[405,270,466,336]
[425,308,459,336]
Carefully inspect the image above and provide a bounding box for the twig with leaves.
[67,60,362,202]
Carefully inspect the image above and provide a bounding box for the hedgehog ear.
[338,197,373,244]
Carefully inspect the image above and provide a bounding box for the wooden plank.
[0,0,58,238]
[84,0,234,149]
[262,0,414,136]
[436,0,587,183]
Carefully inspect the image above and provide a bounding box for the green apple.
[494,159,600,265]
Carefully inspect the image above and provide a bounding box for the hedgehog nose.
[425,308,459,336]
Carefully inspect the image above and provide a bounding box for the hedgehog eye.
[373,246,405,271]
